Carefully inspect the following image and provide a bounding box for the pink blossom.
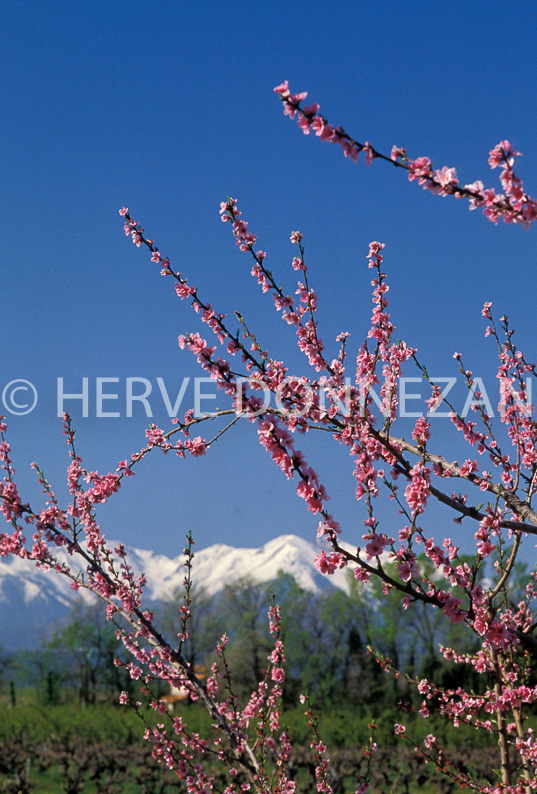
[442,596,466,624]
[486,620,510,649]
[302,102,320,117]
[275,86,536,227]
[319,123,335,142]
[367,241,385,258]
[365,534,384,557]
[353,567,371,583]
[407,157,431,181]
[363,142,375,166]
[397,559,418,582]
[412,417,430,446]
[273,80,290,97]
[311,116,325,136]
[404,463,430,513]
[186,437,207,457]
[430,166,458,195]
[297,115,311,134]
[419,702,430,718]
[314,549,345,575]
[488,140,521,169]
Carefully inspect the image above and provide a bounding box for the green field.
[0,690,502,793]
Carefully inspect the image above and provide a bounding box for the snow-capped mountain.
[0,535,355,650]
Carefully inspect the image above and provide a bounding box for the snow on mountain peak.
[0,534,354,649]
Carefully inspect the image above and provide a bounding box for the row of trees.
[160,567,484,708]
[9,559,519,713]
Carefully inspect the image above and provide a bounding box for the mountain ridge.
[1,534,354,650]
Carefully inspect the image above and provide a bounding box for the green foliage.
[14,600,133,707]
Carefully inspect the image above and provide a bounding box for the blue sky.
[2,0,537,560]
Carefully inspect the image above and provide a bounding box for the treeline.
[158,565,483,711]
[2,557,529,711]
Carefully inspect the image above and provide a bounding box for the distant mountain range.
[1,535,354,650]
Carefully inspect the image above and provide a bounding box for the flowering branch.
[2,83,537,792]
[274,81,537,230]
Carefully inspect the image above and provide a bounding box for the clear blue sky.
[2,0,537,558]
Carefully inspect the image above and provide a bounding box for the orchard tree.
[1,81,537,793]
